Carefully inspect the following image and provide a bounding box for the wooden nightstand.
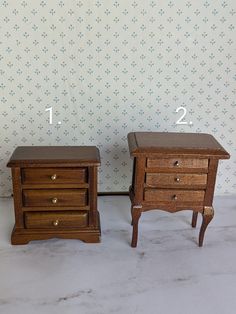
[7,146,101,245]
[128,132,230,247]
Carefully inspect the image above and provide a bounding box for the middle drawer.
[22,189,87,207]
[146,173,207,188]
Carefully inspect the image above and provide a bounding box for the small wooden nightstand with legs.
[128,132,230,247]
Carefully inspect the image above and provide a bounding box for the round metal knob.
[53,219,59,226]
[52,197,58,204]
[51,174,57,181]
[175,177,180,182]
[174,161,179,167]
[173,195,178,200]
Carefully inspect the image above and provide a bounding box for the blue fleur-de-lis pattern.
[0,1,235,196]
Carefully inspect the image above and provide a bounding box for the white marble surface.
[0,195,236,314]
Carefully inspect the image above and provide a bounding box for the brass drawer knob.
[51,174,57,180]
[53,219,59,226]
[174,161,179,167]
[173,194,178,200]
[175,177,180,182]
[52,197,58,204]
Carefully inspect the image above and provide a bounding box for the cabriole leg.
[199,206,214,247]
[191,212,198,228]
[131,206,142,248]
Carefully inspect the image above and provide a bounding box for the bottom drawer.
[25,211,88,229]
[144,189,205,203]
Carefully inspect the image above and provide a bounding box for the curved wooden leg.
[131,206,134,226]
[199,206,214,247]
[191,212,198,228]
[131,207,142,248]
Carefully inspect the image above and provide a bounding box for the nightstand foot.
[11,228,31,245]
[82,234,101,243]
[199,206,214,247]
[191,212,198,228]
[131,207,142,247]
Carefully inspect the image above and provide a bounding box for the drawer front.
[23,189,87,207]
[25,211,88,229]
[146,173,207,188]
[22,168,87,184]
[144,189,205,203]
[146,158,208,171]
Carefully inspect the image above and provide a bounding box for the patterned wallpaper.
[0,0,236,196]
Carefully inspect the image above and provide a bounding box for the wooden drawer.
[146,158,208,172]
[23,189,87,207]
[25,211,88,229]
[144,189,205,203]
[22,168,87,184]
[146,173,207,188]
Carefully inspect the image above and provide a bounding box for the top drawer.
[146,158,208,172]
[22,168,87,184]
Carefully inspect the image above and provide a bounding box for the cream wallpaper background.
[0,0,235,196]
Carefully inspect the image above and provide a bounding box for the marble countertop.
[0,195,236,314]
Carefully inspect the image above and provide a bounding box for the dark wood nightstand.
[7,146,101,245]
[128,132,230,247]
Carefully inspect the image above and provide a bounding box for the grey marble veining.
[0,196,236,314]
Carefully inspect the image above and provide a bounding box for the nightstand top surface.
[128,132,230,158]
[7,146,101,167]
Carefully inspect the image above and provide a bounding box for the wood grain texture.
[7,146,101,167]
[144,189,205,203]
[25,211,88,229]
[11,223,101,245]
[22,189,87,207]
[22,168,87,184]
[88,166,98,227]
[203,159,219,206]
[133,156,146,205]
[128,132,230,159]
[146,158,208,170]
[128,132,230,247]
[146,173,207,188]
[7,146,101,245]
[11,168,24,229]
